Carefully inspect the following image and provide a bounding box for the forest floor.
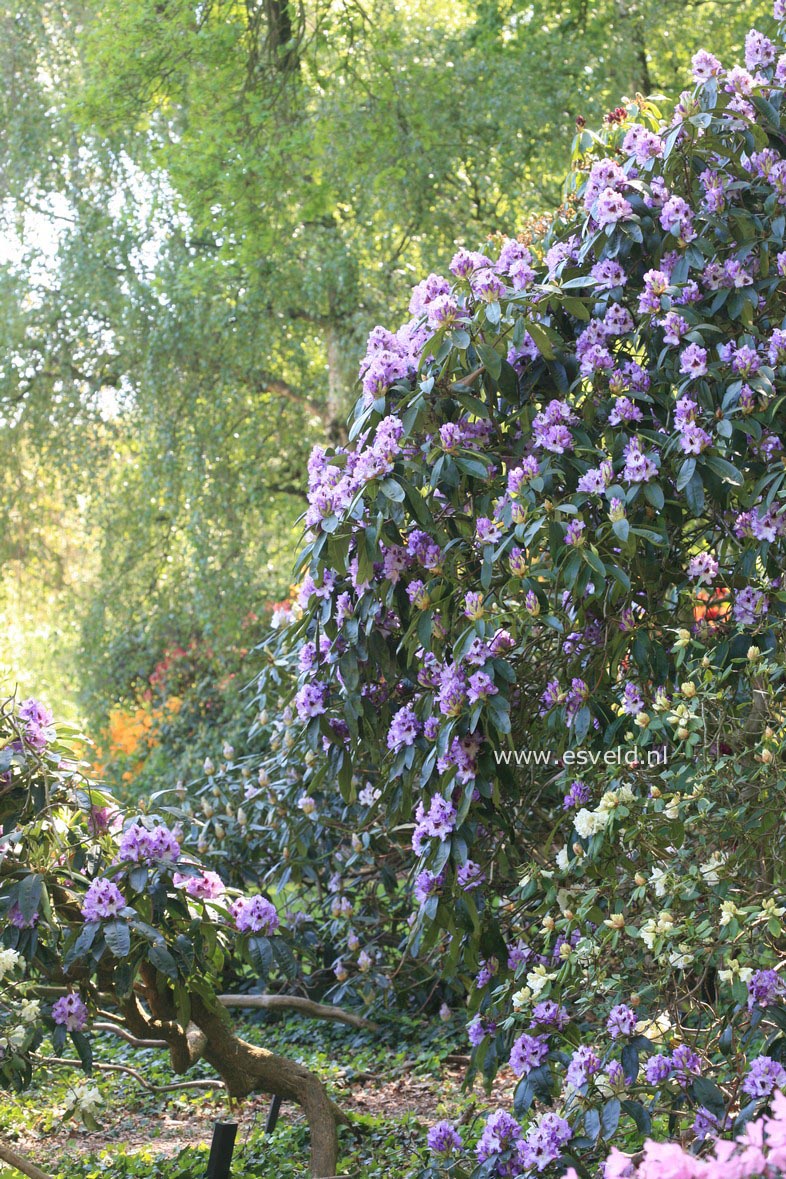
[1,1012,508,1178]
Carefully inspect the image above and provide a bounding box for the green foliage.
[0,0,771,731]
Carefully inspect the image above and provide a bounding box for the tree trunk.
[120,973,348,1176]
[189,994,347,1177]
[325,322,354,445]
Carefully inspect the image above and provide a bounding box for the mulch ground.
[12,1059,514,1164]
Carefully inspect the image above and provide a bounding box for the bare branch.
[217,993,378,1030]
[0,1139,53,1179]
[93,1020,168,1049]
[34,1056,224,1096]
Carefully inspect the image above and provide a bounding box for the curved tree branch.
[0,1140,52,1179]
[216,993,378,1030]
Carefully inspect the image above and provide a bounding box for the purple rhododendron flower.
[17,697,55,751]
[644,1054,672,1084]
[51,993,88,1031]
[607,1004,638,1039]
[476,1109,523,1171]
[530,1001,571,1029]
[295,682,328,720]
[510,1032,550,1076]
[733,587,769,625]
[743,1055,786,1097]
[468,1014,497,1047]
[387,705,421,751]
[563,780,591,810]
[118,821,181,864]
[231,894,279,935]
[8,903,38,929]
[566,1044,601,1087]
[81,879,126,921]
[172,869,226,900]
[427,1120,463,1155]
[457,860,486,890]
[519,1113,572,1172]
[747,969,785,1010]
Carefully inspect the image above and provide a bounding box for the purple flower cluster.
[386,704,421,751]
[81,878,126,921]
[519,1113,572,1172]
[747,968,785,1010]
[231,894,279,935]
[427,1120,463,1155]
[509,1032,550,1076]
[644,1046,701,1087]
[294,681,328,720]
[51,993,88,1031]
[413,869,443,904]
[475,1109,523,1174]
[733,586,769,625]
[412,794,457,854]
[687,552,719,585]
[562,780,591,810]
[8,903,37,929]
[17,698,55,751]
[622,437,658,483]
[743,1055,786,1098]
[530,1001,571,1030]
[566,1044,601,1087]
[468,1014,497,1047]
[457,860,486,890]
[606,1003,638,1039]
[532,400,578,454]
[172,869,226,900]
[118,821,181,864]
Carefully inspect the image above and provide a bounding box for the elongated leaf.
[601,1098,621,1139]
[476,343,502,380]
[148,941,179,981]
[104,921,131,959]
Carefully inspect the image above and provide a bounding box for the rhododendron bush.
[245,4,786,1175]
[0,698,349,1178]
